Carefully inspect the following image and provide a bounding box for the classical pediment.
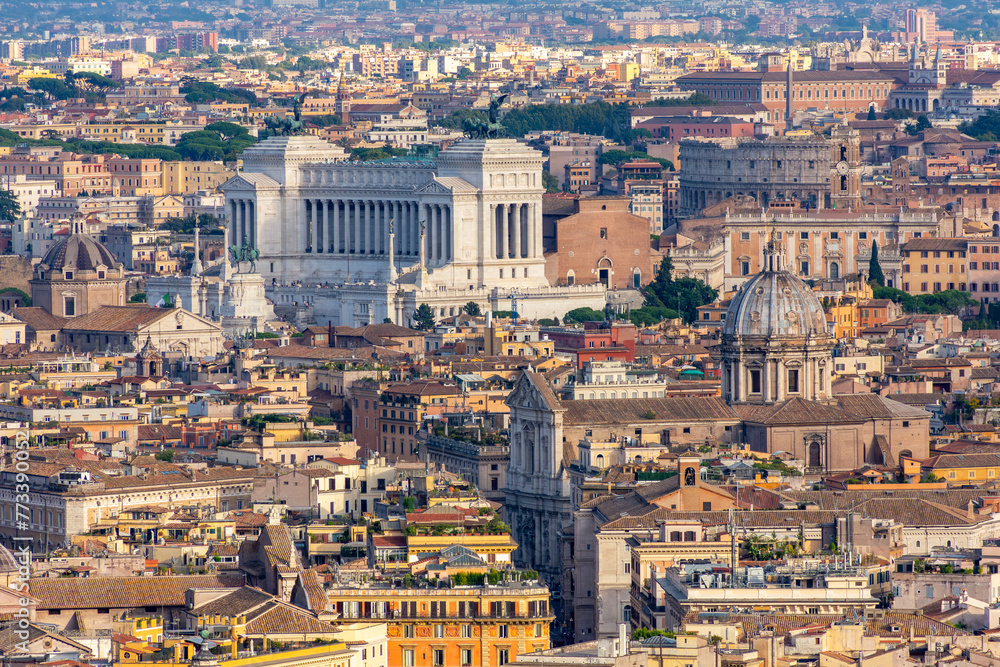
[222,172,281,191]
[414,176,477,196]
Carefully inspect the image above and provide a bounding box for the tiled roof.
[563,396,737,425]
[923,452,1000,470]
[734,397,860,426]
[295,569,329,613]
[60,306,171,333]
[190,586,274,616]
[836,394,930,420]
[687,610,965,640]
[778,488,989,512]
[245,601,336,634]
[28,573,244,610]
[12,307,67,332]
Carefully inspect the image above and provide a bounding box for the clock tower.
[830,122,862,211]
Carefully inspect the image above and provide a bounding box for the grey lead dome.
[39,233,120,272]
[723,237,829,340]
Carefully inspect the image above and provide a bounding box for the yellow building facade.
[324,584,553,667]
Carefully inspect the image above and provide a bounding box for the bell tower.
[830,122,862,211]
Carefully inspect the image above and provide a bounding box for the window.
[499,625,508,638]
[787,369,799,393]
[434,650,445,666]
[64,297,75,317]
[434,624,444,638]
[703,501,711,511]
[750,369,761,393]
[498,649,509,666]
[926,586,934,598]
[800,232,809,239]
[462,625,471,638]
[404,625,414,638]
[403,650,415,667]
[461,649,472,666]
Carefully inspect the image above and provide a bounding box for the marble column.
[395,201,403,256]
[435,205,443,264]
[444,205,452,262]
[351,200,358,254]
[316,200,324,253]
[310,199,318,253]
[512,203,521,260]
[425,204,434,264]
[237,200,245,246]
[229,200,237,243]
[489,203,496,259]
[248,201,255,249]
[327,199,340,253]
[527,203,537,258]
[499,203,508,260]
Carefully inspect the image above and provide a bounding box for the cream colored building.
[163,161,235,195]
[0,466,256,552]
[0,311,26,346]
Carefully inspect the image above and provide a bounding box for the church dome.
[723,238,829,339]
[39,233,120,272]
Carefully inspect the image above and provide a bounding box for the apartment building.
[900,237,968,295]
[324,581,554,667]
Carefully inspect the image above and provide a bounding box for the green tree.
[203,121,249,141]
[155,449,175,462]
[644,257,718,323]
[868,240,885,286]
[130,293,147,303]
[564,307,607,323]
[403,496,416,511]
[29,77,76,100]
[960,109,1000,141]
[0,189,21,221]
[542,170,560,193]
[463,301,482,316]
[413,304,436,331]
[648,92,718,107]
[867,106,877,121]
[905,115,931,136]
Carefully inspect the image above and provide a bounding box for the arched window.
[633,268,641,289]
[829,262,840,280]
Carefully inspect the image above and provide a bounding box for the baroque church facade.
[220,136,604,328]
